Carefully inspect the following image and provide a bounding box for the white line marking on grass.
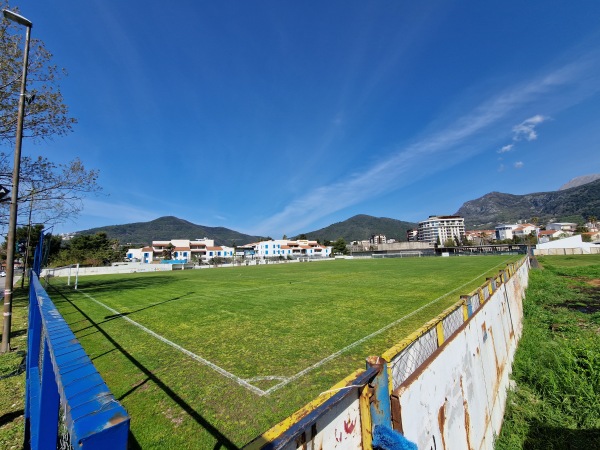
[71,258,512,397]
[246,376,289,382]
[76,290,267,396]
[262,259,513,395]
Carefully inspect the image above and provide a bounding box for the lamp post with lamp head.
[1,8,32,353]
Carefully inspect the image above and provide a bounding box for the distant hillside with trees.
[296,214,417,242]
[456,179,600,229]
[77,216,264,246]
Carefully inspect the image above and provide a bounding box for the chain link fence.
[386,259,525,390]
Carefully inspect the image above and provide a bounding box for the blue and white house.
[127,238,234,264]
[240,239,332,259]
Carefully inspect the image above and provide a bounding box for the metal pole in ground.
[1,9,32,353]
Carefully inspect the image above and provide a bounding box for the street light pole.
[1,9,32,353]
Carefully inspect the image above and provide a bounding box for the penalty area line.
[76,290,267,397]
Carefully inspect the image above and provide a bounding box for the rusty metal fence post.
[366,356,392,429]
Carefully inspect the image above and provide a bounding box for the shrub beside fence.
[247,257,530,449]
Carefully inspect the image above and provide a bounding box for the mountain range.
[77,177,600,245]
[456,178,600,228]
[558,174,600,191]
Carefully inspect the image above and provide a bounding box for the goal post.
[43,263,79,289]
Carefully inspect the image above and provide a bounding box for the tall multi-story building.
[417,215,465,244]
[370,234,387,245]
[406,229,418,242]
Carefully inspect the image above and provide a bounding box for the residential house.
[240,239,332,259]
[127,238,233,264]
[495,224,518,241]
[545,223,578,235]
[495,223,539,241]
[538,229,562,244]
[464,230,495,245]
[512,223,538,240]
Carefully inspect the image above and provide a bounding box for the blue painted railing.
[25,234,129,449]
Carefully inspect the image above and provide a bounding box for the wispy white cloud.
[250,53,600,236]
[498,164,506,172]
[512,114,548,141]
[514,161,524,169]
[498,144,514,153]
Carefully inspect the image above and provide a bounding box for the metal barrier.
[25,235,129,449]
[248,257,529,449]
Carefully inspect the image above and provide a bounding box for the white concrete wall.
[41,263,175,278]
[391,260,528,450]
[41,257,339,278]
[535,247,600,256]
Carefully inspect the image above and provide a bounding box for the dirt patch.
[558,278,600,314]
[556,300,600,314]
[587,278,600,287]
[556,288,600,314]
[163,407,185,426]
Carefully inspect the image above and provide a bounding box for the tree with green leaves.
[162,243,174,260]
[443,238,456,247]
[1,223,60,285]
[51,232,121,266]
[332,238,348,255]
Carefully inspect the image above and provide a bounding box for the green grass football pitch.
[48,255,519,449]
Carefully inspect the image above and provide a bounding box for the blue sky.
[9,1,600,237]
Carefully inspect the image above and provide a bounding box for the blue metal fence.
[25,233,130,449]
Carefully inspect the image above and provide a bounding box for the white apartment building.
[513,224,538,239]
[495,223,538,241]
[417,216,465,244]
[406,229,418,242]
[127,238,234,264]
[546,223,578,234]
[370,234,387,245]
[240,239,332,259]
[495,224,518,241]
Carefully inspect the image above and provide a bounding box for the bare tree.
[1,1,76,144]
[1,2,100,228]
[0,153,101,228]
